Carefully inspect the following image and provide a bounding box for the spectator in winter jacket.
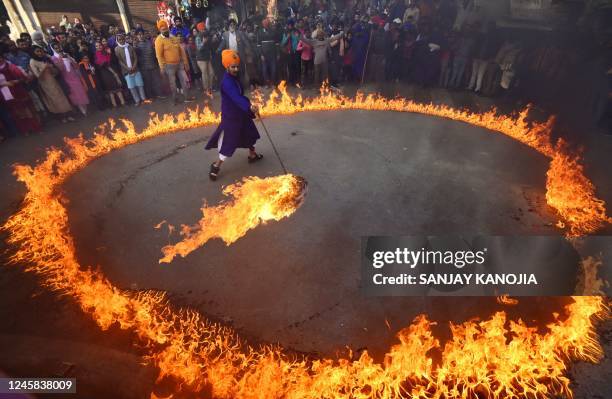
[135,30,164,98]
[115,33,147,105]
[299,29,343,87]
[216,19,256,88]
[468,21,501,93]
[155,19,194,104]
[195,29,215,93]
[257,18,279,87]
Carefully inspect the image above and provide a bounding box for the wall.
[125,0,158,31]
[31,0,121,30]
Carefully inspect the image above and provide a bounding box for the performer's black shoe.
[209,163,220,180]
[248,153,263,163]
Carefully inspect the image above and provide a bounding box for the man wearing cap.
[205,49,263,181]
[155,19,195,104]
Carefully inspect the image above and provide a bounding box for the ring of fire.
[3,82,610,398]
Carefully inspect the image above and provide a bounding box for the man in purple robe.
[350,22,370,81]
[205,49,263,180]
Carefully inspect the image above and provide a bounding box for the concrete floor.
[64,109,560,356]
[1,84,610,398]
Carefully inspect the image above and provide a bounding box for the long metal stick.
[361,26,374,85]
[257,113,288,174]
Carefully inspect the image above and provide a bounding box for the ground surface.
[64,109,558,355]
[0,83,610,398]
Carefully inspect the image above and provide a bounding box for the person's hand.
[250,105,259,114]
[260,54,265,61]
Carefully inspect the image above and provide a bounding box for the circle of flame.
[2,83,610,398]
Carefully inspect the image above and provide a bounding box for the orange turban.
[157,20,168,31]
[222,49,240,69]
[196,22,206,32]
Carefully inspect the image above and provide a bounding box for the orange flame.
[577,256,609,296]
[2,82,610,398]
[497,295,519,306]
[159,174,306,263]
[266,0,276,19]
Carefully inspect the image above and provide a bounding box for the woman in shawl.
[78,53,106,110]
[94,41,125,107]
[29,45,74,123]
[50,41,89,115]
[0,53,41,135]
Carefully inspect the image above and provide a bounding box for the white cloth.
[228,31,238,52]
[117,42,133,68]
[218,131,227,161]
[403,7,420,22]
[0,72,14,101]
[62,57,72,72]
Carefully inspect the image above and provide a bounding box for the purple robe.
[350,24,370,80]
[205,72,260,157]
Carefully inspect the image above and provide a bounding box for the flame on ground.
[159,174,306,263]
[577,256,609,296]
[2,82,610,398]
[497,295,519,306]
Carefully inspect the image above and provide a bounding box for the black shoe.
[248,153,263,163]
[209,163,220,180]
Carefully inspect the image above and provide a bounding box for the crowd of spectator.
[0,0,610,142]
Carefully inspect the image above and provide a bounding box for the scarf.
[0,65,13,101]
[31,46,51,63]
[78,60,96,89]
[116,42,133,68]
[94,49,111,66]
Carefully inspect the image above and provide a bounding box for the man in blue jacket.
[205,49,263,180]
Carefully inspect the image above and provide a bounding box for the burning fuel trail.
[159,174,307,263]
[2,82,610,398]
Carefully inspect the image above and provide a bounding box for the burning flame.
[577,256,609,296]
[266,0,276,19]
[497,295,519,306]
[2,82,610,398]
[159,174,306,263]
